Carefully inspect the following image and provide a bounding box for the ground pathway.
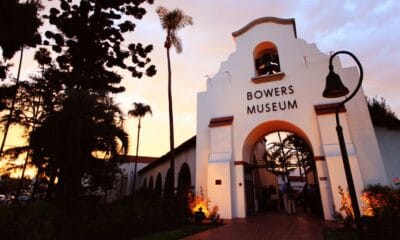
[182,211,334,240]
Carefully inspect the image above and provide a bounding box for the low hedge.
[0,196,185,240]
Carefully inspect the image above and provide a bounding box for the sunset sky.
[4,0,400,159]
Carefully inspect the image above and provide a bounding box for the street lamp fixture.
[322,50,363,236]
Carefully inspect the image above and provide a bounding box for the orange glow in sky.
[2,0,399,165]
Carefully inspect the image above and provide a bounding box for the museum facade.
[138,17,394,221]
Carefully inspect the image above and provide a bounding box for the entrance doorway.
[247,130,323,217]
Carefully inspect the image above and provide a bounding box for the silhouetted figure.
[283,182,296,215]
[301,183,310,212]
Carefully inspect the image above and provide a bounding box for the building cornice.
[209,116,234,128]
[232,17,297,38]
[314,103,346,115]
[138,136,196,174]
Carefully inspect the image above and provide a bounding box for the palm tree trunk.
[277,132,289,183]
[0,47,24,156]
[167,46,175,195]
[15,93,41,202]
[301,155,308,183]
[295,148,303,182]
[132,117,141,197]
[15,146,31,203]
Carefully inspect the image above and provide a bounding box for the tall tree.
[26,0,156,200]
[128,102,152,196]
[156,6,193,195]
[284,134,316,184]
[30,90,129,200]
[0,0,42,157]
[43,0,156,93]
[0,0,42,78]
[368,97,400,129]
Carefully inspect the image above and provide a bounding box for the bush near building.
[368,97,400,129]
[0,196,184,240]
[361,184,400,239]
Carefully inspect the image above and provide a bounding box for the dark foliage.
[0,197,183,240]
[0,0,42,59]
[0,0,42,79]
[264,133,315,183]
[368,97,400,129]
[29,90,128,200]
[0,177,31,195]
[43,0,156,93]
[1,0,157,201]
[0,84,18,111]
[361,184,400,239]
[0,75,62,131]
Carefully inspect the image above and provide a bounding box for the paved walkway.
[183,211,334,240]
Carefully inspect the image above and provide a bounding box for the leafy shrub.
[367,97,400,129]
[333,186,355,231]
[0,197,184,240]
[361,184,400,239]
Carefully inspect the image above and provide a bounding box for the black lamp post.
[322,50,363,236]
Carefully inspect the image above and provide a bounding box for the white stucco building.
[138,17,399,221]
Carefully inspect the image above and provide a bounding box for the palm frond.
[156,6,193,52]
[128,102,152,118]
[170,34,182,53]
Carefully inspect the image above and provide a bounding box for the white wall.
[374,127,400,184]
[119,162,149,196]
[196,17,387,219]
[138,143,196,194]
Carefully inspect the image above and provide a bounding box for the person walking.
[283,182,296,215]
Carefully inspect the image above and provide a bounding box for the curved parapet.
[232,17,297,38]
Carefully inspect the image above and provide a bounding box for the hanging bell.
[322,68,349,98]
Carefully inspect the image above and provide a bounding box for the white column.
[316,111,365,218]
[208,123,233,219]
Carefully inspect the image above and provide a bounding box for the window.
[252,42,285,83]
[254,42,281,76]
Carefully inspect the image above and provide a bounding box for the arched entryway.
[148,176,154,191]
[177,163,192,217]
[154,173,162,199]
[142,177,147,191]
[177,163,192,195]
[164,169,174,198]
[242,120,323,217]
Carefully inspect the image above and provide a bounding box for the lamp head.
[323,67,349,98]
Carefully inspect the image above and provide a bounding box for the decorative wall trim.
[122,156,158,164]
[251,72,285,84]
[314,156,326,161]
[209,116,234,128]
[234,161,251,166]
[232,17,297,38]
[314,103,346,115]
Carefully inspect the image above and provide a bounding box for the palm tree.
[15,48,52,202]
[0,47,24,158]
[128,102,152,196]
[156,6,193,195]
[30,90,129,200]
[284,134,316,184]
[0,0,42,156]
